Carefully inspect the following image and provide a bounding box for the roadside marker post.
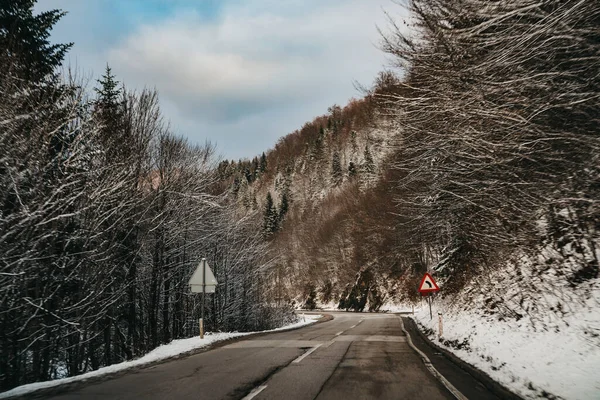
[189,258,218,338]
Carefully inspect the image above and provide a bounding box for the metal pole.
[428,295,433,320]
[438,312,443,340]
[200,258,206,339]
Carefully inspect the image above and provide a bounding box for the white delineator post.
[438,312,443,340]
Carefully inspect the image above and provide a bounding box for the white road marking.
[335,331,344,336]
[400,318,468,400]
[292,344,322,364]
[241,385,267,400]
[350,324,357,329]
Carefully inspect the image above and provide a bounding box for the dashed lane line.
[292,343,322,364]
[241,385,268,400]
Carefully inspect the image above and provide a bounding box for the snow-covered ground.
[411,270,600,400]
[0,314,322,399]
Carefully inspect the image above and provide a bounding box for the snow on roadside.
[411,288,600,400]
[379,302,414,313]
[0,314,322,399]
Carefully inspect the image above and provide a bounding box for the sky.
[37,0,406,160]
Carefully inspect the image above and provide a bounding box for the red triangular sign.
[418,273,440,293]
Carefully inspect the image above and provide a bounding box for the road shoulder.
[2,314,331,400]
[401,316,522,400]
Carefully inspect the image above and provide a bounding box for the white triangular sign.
[418,273,440,293]
[189,260,218,293]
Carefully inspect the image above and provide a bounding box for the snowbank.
[0,314,322,399]
[411,291,600,400]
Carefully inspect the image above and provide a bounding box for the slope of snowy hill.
[413,246,600,399]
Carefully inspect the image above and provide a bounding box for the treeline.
[0,3,291,391]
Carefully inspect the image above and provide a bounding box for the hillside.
[218,86,410,309]
[218,1,600,399]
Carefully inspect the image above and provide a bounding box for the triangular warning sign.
[189,260,218,293]
[418,273,440,294]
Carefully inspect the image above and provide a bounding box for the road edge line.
[400,317,468,400]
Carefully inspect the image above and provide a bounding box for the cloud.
[42,0,410,158]
[105,0,409,157]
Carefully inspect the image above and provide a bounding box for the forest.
[0,1,294,390]
[1,0,598,392]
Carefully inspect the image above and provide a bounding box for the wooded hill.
[225,0,599,315]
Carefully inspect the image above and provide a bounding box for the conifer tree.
[263,192,279,237]
[331,150,343,186]
[243,166,253,183]
[259,152,267,173]
[0,0,72,83]
[363,143,375,175]
[252,157,259,179]
[94,64,125,162]
[348,162,357,178]
[279,191,289,222]
[303,283,317,310]
[350,131,358,154]
[312,126,325,161]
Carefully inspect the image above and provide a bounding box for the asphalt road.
[45,312,466,400]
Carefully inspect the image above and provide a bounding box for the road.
[45,312,475,400]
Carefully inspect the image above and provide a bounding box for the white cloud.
[105,0,410,157]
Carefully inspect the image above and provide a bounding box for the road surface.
[44,312,489,400]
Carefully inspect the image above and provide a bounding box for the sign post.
[189,258,218,338]
[438,312,443,340]
[418,273,440,320]
[201,259,205,339]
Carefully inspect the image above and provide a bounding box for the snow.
[0,314,322,399]
[379,302,415,313]
[411,283,600,400]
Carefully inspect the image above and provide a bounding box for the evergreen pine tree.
[348,162,357,178]
[259,152,267,173]
[243,166,253,183]
[1,0,74,167]
[0,0,72,83]
[331,150,343,186]
[350,131,358,154]
[252,157,259,179]
[94,64,125,162]
[312,126,325,161]
[363,143,375,175]
[279,191,289,222]
[263,192,278,237]
[303,283,317,310]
